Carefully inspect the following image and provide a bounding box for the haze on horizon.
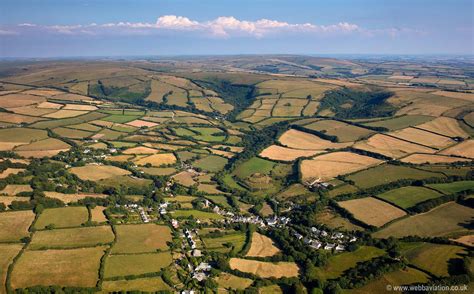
[0,0,473,58]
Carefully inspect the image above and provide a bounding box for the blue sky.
[0,0,472,57]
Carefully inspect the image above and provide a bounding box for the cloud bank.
[1,15,420,38]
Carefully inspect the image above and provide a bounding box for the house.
[324,243,336,250]
[311,227,321,234]
[159,208,167,215]
[336,244,345,251]
[193,272,207,281]
[212,206,220,213]
[195,262,212,272]
[303,237,312,245]
[266,217,278,226]
[294,233,303,240]
[349,236,357,242]
[320,230,328,237]
[192,249,202,257]
[181,290,195,294]
[310,240,322,250]
[171,219,179,228]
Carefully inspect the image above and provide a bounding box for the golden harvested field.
[338,197,407,227]
[0,113,45,124]
[259,145,322,161]
[415,117,468,138]
[0,244,23,293]
[279,129,351,150]
[197,183,223,194]
[43,109,89,118]
[111,224,172,254]
[172,171,196,186]
[302,119,375,142]
[14,138,70,151]
[70,164,131,181]
[401,153,471,164]
[439,139,474,158]
[300,151,383,181]
[11,246,106,289]
[0,196,28,207]
[7,105,57,117]
[0,210,35,242]
[29,226,114,249]
[63,104,97,111]
[431,90,474,102]
[0,168,25,179]
[52,93,93,101]
[37,101,63,109]
[43,191,107,204]
[452,235,474,247]
[0,93,44,108]
[126,119,158,128]
[390,127,455,149]
[90,206,108,222]
[353,134,436,159]
[245,232,280,257]
[0,184,32,195]
[123,146,160,154]
[23,88,64,97]
[229,258,299,278]
[134,153,177,166]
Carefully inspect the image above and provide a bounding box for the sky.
[0,0,473,57]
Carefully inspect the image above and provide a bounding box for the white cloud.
[2,15,421,38]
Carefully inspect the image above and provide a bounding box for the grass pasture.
[11,246,106,289]
[104,252,172,278]
[112,224,172,254]
[216,272,253,291]
[376,186,443,209]
[348,268,429,293]
[34,207,89,229]
[70,164,131,181]
[363,115,434,130]
[400,242,467,277]
[29,226,114,249]
[245,232,280,257]
[193,155,228,172]
[338,197,406,227]
[102,276,172,292]
[173,209,223,221]
[229,258,299,278]
[0,210,35,242]
[346,164,444,189]
[374,202,473,238]
[312,246,385,280]
[202,231,246,254]
[233,157,276,179]
[427,181,474,194]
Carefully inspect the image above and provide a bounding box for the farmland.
[229,258,300,278]
[373,202,473,238]
[0,56,473,293]
[338,197,407,227]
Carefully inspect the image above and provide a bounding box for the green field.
[30,112,108,129]
[363,115,434,130]
[193,155,228,172]
[189,127,226,142]
[302,119,374,142]
[102,114,142,123]
[202,231,246,254]
[376,186,443,209]
[112,224,172,254]
[29,226,114,249]
[417,165,473,177]
[400,242,467,277]
[346,164,445,189]
[34,207,89,229]
[172,209,224,220]
[205,195,232,208]
[312,246,385,280]
[104,252,172,278]
[102,276,171,292]
[233,157,276,179]
[347,268,430,293]
[373,202,473,238]
[427,181,474,194]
